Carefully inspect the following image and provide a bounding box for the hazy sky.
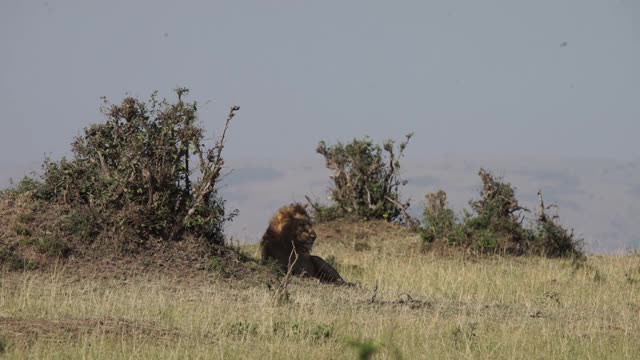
[1,0,638,166]
[2,1,639,251]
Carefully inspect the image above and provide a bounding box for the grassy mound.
[0,190,269,278]
[0,89,264,277]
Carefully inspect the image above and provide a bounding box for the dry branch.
[304,195,322,213]
[273,240,299,304]
[187,105,239,217]
[368,280,379,304]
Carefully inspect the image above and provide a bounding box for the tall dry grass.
[0,224,639,359]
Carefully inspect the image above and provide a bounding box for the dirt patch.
[0,316,181,341]
[371,293,432,310]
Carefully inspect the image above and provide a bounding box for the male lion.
[260,203,345,284]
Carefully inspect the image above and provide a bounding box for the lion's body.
[260,204,344,284]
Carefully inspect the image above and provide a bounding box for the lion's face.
[263,203,317,255]
[293,216,317,253]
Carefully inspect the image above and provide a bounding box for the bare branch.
[186,106,239,217]
[304,195,322,213]
[368,279,379,304]
[273,239,299,304]
[385,196,418,228]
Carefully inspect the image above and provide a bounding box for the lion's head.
[267,203,316,253]
[290,212,316,253]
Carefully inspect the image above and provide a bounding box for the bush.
[529,191,584,258]
[315,134,413,223]
[462,169,531,254]
[62,209,101,243]
[1,176,42,197]
[531,219,582,257]
[21,88,239,249]
[420,190,462,245]
[0,176,41,198]
[34,237,71,257]
[421,169,583,257]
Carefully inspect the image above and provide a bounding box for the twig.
[537,190,546,223]
[304,195,322,213]
[186,106,239,217]
[273,240,299,304]
[368,280,379,304]
[385,196,418,228]
[211,106,239,166]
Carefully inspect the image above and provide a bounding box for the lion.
[260,203,345,284]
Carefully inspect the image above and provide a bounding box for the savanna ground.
[1,221,639,359]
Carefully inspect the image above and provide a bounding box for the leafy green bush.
[62,209,101,243]
[471,228,499,253]
[0,176,42,197]
[465,168,530,252]
[315,134,413,223]
[529,191,583,257]
[420,190,462,245]
[531,219,582,257]
[22,88,238,248]
[421,169,583,257]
